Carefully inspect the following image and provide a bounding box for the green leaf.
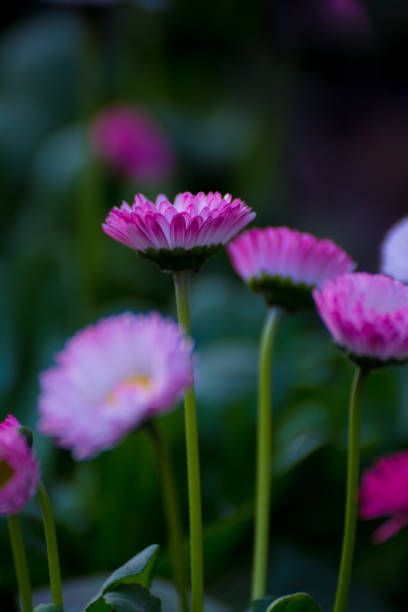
[85,545,160,612]
[267,593,321,611]
[85,585,161,612]
[104,585,161,612]
[33,605,65,612]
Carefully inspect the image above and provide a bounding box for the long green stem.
[173,270,203,612]
[147,421,189,612]
[7,515,32,612]
[251,307,280,600]
[333,366,369,612]
[38,482,64,608]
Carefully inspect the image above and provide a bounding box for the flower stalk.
[173,270,204,612]
[38,482,64,608]
[7,515,32,612]
[147,420,189,612]
[333,366,369,612]
[252,307,280,600]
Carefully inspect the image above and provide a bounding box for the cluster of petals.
[38,312,193,460]
[0,415,39,516]
[360,451,408,543]
[103,192,255,255]
[313,272,408,364]
[381,216,408,284]
[227,226,354,295]
[90,105,175,182]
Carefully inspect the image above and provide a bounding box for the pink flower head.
[90,106,175,183]
[38,312,193,460]
[103,191,255,271]
[227,227,355,310]
[313,272,408,367]
[0,415,40,516]
[380,216,408,284]
[360,451,408,543]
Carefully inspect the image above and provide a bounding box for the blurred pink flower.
[227,227,354,310]
[313,272,408,366]
[38,312,193,460]
[103,191,255,271]
[360,451,408,543]
[381,217,408,284]
[0,415,39,516]
[90,106,175,182]
[322,0,370,31]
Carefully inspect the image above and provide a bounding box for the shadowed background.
[1,1,408,610]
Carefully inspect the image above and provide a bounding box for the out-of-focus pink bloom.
[90,106,175,183]
[103,191,255,271]
[360,451,408,543]
[381,217,408,284]
[313,272,408,366]
[322,0,370,31]
[38,312,193,460]
[227,227,354,310]
[0,415,39,516]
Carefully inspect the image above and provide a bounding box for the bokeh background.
[1,1,408,610]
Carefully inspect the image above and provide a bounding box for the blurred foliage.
[2,1,408,611]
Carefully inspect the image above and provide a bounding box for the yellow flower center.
[106,373,152,404]
[0,459,14,489]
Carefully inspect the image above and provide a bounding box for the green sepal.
[336,343,408,370]
[139,245,222,272]
[266,592,321,611]
[248,275,314,311]
[33,605,65,612]
[85,545,160,611]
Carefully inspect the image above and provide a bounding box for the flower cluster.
[38,312,193,459]
[103,191,255,271]
[0,415,39,516]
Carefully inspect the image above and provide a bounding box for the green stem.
[333,366,369,612]
[251,307,280,600]
[173,270,203,612]
[7,515,32,612]
[147,421,189,612]
[38,482,64,608]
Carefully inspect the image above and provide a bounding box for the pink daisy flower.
[227,227,354,310]
[313,272,408,367]
[380,216,408,284]
[0,415,40,516]
[360,451,408,543]
[38,312,193,460]
[90,105,175,183]
[103,191,255,271]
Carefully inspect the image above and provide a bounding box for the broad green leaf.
[85,545,159,611]
[104,585,161,612]
[85,584,160,612]
[267,593,321,611]
[33,605,65,612]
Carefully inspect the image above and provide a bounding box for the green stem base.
[173,270,204,612]
[333,367,369,612]
[7,514,32,612]
[251,307,280,600]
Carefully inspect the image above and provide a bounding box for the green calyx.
[139,244,222,272]
[18,426,34,448]
[337,345,408,370]
[248,275,314,311]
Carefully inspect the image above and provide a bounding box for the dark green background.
[1,1,408,610]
